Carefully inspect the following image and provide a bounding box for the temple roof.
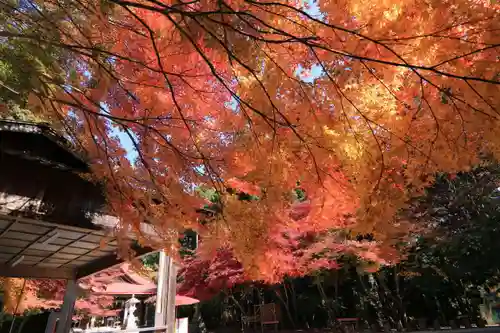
[82,263,199,306]
[0,120,153,280]
[86,263,157,296]
[0,119,89,172]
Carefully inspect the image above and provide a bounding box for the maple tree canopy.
[0,0,499,280]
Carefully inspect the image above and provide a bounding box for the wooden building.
[0,120,176,333]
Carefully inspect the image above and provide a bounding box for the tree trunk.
[274,288,296,328]
[3,278,27,315]
[316,277,336,327]
[289,280,299,325]
[228,294,246,314]
[376,271,402,327]
[190,304,207,333]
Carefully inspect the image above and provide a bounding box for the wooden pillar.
[167,263,177,332]
[140,299,145,327]
[155,251,177,333]
[44,312,60,333]
[56,279,77,333]
[144,301,150,327]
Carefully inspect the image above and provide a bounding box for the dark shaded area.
[0,120,89,172]
[0,311,51,333]
[187,164,500,332]
[0,120,107,229]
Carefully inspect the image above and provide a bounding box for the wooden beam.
[0,263,75,279]
[5,227,58,266]
[36,231,94,266]
[0,219,18,239]
[75,244,154,279]
[44,312,60,333]
[0,213,107,236]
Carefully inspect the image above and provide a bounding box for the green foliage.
[294,187,307,201]
[141,229,198,270]
[196,187,221,204]
[1,102,45,122]
[0,0,71,108]
[405,163,500,286]
[142,252,159,270]
[0,0,78,125]
[0,35,62,105]
[180,229,198,253]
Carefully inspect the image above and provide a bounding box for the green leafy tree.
[0,0,75,122]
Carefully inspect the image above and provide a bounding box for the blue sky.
[303,0,324,20]
[112,121,139,162]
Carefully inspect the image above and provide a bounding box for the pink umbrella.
[145,295,200,306]
[92,282,156,295]
[175,295,200,306]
